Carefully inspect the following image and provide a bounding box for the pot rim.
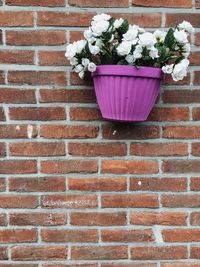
[92,65,163,79]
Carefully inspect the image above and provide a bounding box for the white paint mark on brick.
[27,124,33,139]
[153,225,163,243]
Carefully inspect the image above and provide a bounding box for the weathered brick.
[163,160,200,173]
[133,0,192,7]
[70,212,127,226]
[0,11,33,26]
[0,160,37,174]
[162,194,200,207]
[10,142,65,156]
[163,126,200,139]
[0,88,36,103]
[0,195,38,208]
[9,177,66,192]
[166,13,200,27]
[0,229,37,243]
[10,212,66,226]
[42,229,98,242]
[69,0,129,7]
[70,107,102,121]
[163,90,200,103]
[68,177,127,192]
[6,0,65,6]
[0,50,34,65]
[40,125,99,139]
[131,211,187,226]
[38,51,68,66]
[0,125,37,139]
[11,246,67,260]
[148,107,189,121]
[162,229,200,242]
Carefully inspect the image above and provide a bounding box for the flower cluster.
[65,14,194,81]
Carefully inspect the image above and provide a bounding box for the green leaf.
[164,28,175,49]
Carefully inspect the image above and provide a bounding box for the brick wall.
[0,0,200,266]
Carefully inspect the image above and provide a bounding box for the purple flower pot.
[92,65,163,122]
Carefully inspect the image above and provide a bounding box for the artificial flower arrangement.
[65,14,194,122]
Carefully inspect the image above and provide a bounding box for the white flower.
[82,58,90,67]
[79,70,85,79]
[76,40,86,54]
[88,62,97,72]
[133,45,143,59]
[74,64,84,73]
[153,30,167,43]
[182,42,191,58]
[70,57,78,66]
[117,41,132,56]
[123,25,138,41]
[172,59,189,81]
[91,20,110,36]
[139,32,157,48]
[174,29,188,44]
[65,43,77,59]
[92,13,111,22]
[178,20,195,34]
[89,44,100,55]
[162,64,174,74]
[84,28,93,40]
[125,54,135,64]
[149,46,159,59]
[95,39,103,47]
[114,18,124,29]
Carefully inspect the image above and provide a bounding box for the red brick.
[191,177,200,191]
[0,229,37,243]
[191,246,200,258]
[42,160,98,174]
[0,89,36,103]
[102,194,159,208]
[40,89,96,103]
[130,143,188,157]
[0,11,33,26]
[191,212,200,225]
[70,31,84,42]
[196,0,200,8]
[68,177,127,192]
[163,160,200,173]
[164,73,190,85]
[192,107,200,120]
[71,246,128,260]
[41,194,98,209]
[42,229,98,242]
[102,160,159,174]
[9,107,66,120]
[130,177,187,192]
[0,50,34,65]
[11,246,67,260]
[38,51,68,66]
[0,125,37,139]
[8,71,66,85]
[10,142,65,156]
[163,229,200,242]
[111,13,161,27]
[192,143,200,156]
[69,0,129,7]
[0,30,2,44]
[0,264,37,267]
[70,107,102,121]
[148,107,189,121]
[161,263,200,267]
[131,246,187,260]
[70,72,92,86]
[195,32,200,45]
[0,178,5,191]
[0,160,37,174]
[190,51,200,65]
[102,264,156,267]
[9,177,66,192]
[6,31,66,46]
[133,0,192,7]
[43,264,96,267]
[0,195,38,208]
[166,13,200,27]
[163,90,200,103]
[10,212,66,226]
[38,12,94,27]
[163,126,200,139]
[0,71,5,84]
[6,0,65,6]
[0,143,6,157]
[0,247,8,260]
[131,211,187,226]
[0,107,5,121]
[102,229,154,242]
[0,214,7,226]
[70,212,127,226]
[68,142,127,157]
[103,125,160,139]
[162,194,200,207]
[40,125,99,139]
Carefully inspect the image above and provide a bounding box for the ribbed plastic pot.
[92,65,163,122]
